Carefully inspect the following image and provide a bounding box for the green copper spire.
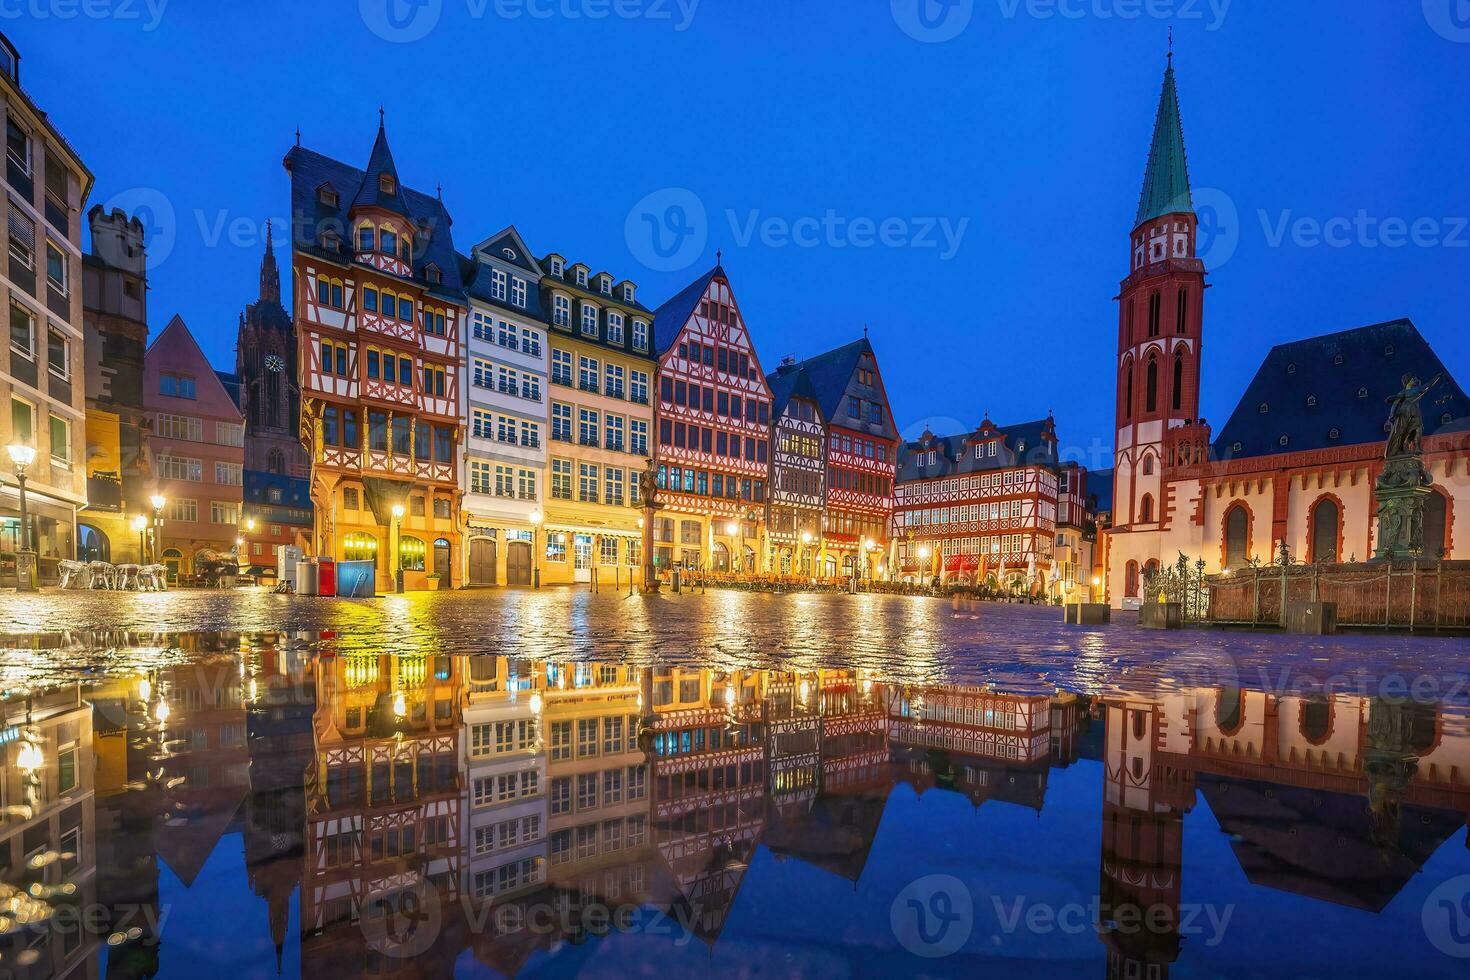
[1134,56,1193,228]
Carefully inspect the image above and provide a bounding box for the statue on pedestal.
[636,458,663,593]
[1373,374,1440,560]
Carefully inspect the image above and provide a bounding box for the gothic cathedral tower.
[236,224,309,478]
[1108,54,1207,602]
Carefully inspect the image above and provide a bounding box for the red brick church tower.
[1109,53,1209,600]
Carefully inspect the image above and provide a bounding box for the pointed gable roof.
[1135,59,1194,228]
[1212,318,1469,460]
[797,338,873,422]
[146,315,246,422]
[351,121,413,219]
[765,361,822,420]
[651,264,722,355]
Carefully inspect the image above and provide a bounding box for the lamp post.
[133,515,148,564]
[7,444,36,591]
[800,530,813,580]
[529,507,543,589]
[724,520,738,575]
[391,503,405,594]
[149,493,166,565]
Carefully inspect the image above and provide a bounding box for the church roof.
[1135,59,1194,228]
[1212,318,1469,460]
[652,264,722,355]
[897,417,1060,482]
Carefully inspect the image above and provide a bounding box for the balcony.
[605,387,625,400]
[551,431,572,443]
[606,440,624,453]
[578,435,599,448]
[578,381,600,395]
[551,374,573,387]
[630,393,649,406]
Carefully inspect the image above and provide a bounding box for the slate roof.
[214,370,241,410]
[351,123,413,219]
[896,418,1060,482]
[798,338,876,424]
[765,360,822,420]
[283,131,465,304]
[1212,319,1469,461]
[651,264,721,355]
[244,471,312,510]
[463,229,552,323]
[1135,60,1193,227]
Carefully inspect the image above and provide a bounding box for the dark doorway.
[506,541,532,586]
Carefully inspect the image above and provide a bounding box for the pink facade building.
[143,315,246,580]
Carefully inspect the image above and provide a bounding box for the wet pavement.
[0,590,1468,977]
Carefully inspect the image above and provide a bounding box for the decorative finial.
[1167,26,1173,66]
[716,248,722,265]
[294,127,301,146]
[436,182,442,200]
[863,322,869,339]
[378,105,385,127]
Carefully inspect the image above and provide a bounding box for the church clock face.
[264,354,286,373]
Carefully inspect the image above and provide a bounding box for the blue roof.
[652,265,721,355]
[244,471,312,509]
[896,418,1060,482]
[1212,318,1469,460]
[793,338,872,423]
[1135,61,1194,228]
[214,370,241,409]
[351,123,413,219]
[284,135,465,302]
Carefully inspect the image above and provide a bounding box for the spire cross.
[1167,26,1173,66]
[716,248,722,265]
[378,105,385,127]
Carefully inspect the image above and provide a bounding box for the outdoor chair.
[114,564,142,590]
[58,559,90,590]
[87,562,117,590]
[140,565,168,591]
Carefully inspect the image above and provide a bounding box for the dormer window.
[1384,344,1396,356]
[599,275,611,296]
[1358,386,1369,399]
[1258,402,1269,414]
[425,264,442,285]
[1333,353,1344,365]
[379,174,395,195]
[490,268,507,301]
[550,258,563,277]
[576,268,588,288]
[321,229,341,252]
[1286,362,1297,374]
[1328,427,1341,440]
[1306,395,1317,407]
[1442,412,1454,425]
[510,277,527,308]
[318,185,338,207]
[1231,441,1243,453]
[623,284,634,302]
[1016,440,1026,453]
[1278,435,1290,447]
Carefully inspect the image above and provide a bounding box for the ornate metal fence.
[1203,551,1470,631]
[1142,553,1211,622]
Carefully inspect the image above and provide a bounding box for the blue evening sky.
[17,1,1469,463]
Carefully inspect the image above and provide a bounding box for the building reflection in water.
[0,634,1467,976]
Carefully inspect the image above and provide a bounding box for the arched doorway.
[1224,505,1250,568]
[711,542,730,573]
[1423,489,1449,558]
[433,538,452,589]
[469,537,497,586]
[506,541,532,586]
[77,524,110,563]
[1310,497,1340,563]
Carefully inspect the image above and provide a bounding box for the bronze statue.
[1384,373,1441,458]
[637,458,661,510]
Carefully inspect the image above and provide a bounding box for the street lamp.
[149,494,166,565]
[7,444,36,591]
[391,503,405,593]
[132,515,148,563]
[529,508,543,589]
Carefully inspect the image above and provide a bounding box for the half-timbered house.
[462,228,549,587]
[764,358,826,576]
[894,415,1076,591]
[538,254,656,586]
[795,338,898,580]
[651,264,772,574]
[285,121,466,592]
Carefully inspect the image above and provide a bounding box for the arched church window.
[1311,497,1339,563]
[1423,489,1449,559]
[1224,505,1250,568]
[267,448,285,474]
[1145,358,1159,412]
[1172,353,1184,411]
[1139,494,1154,523]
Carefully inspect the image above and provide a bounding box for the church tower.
[236,225,308,477]
[1109,53,1208,599]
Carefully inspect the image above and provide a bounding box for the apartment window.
[517,468,537,500]
[211,501,240,525]
[632,320,648,351]
[578,356,599,392]
[551,459,572,500]
[603,769,623,805]
[603,716,624,754]
[578,462,598,502]
[469,460,491,494]
[5,118,30,176]
[606,311,624,345]
[630,419,649,456]
[600,535,619,565]
[159,372,197,399]
[580,304,598,336]
[510,277,527,307]
[471,408,492,439]
[604,363,625,398]
[490,268,507,300]
[216,421,244,447]
[45,329,67,378]
[578,409,599,447]
[45,244,67,296]
[520,419,540,449]
[553,294,570,327]
[577,773,598,809]
[47,414,69,464]
[156,454,203,481]
[551,403,572,442]
[8,301,33,357]
[605,414,624,451]
[214,462,242,485]
[550,778,571,815]
[8,206,34,271]
[165,499,198,522]
[604,467,623,506]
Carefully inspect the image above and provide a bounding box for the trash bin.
[296,559,320,597]
[317,558,337,598]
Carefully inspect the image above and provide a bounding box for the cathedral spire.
[1134,53,1193,229]
[258,219,280,304]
